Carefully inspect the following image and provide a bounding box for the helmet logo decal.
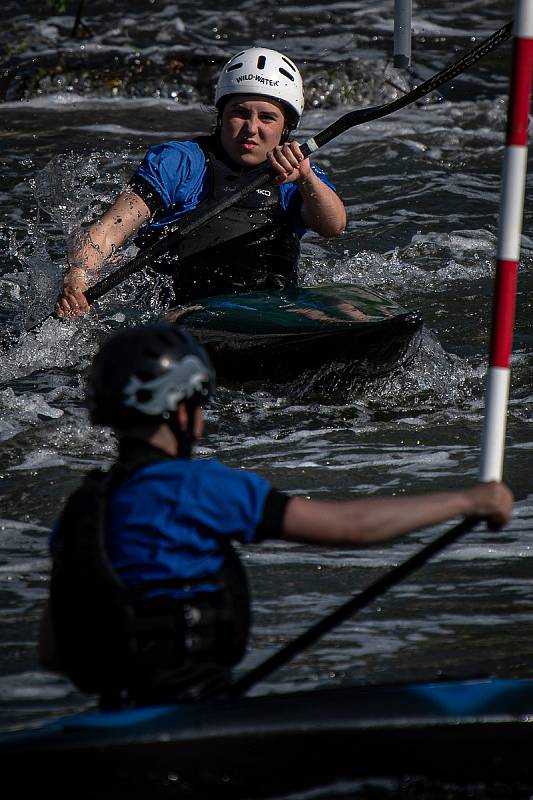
[236,74,280,87]
[122,355,210,416]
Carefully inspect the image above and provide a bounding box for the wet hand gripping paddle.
[19,20,511,339]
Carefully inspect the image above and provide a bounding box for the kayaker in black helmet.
[55,48,347,318]
[38,322,513,709]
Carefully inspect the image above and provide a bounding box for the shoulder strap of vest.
[52,440,174,590]
[195,134,216,152]
[109,438,176,491]
[52,468,120,589]
[196,135,219,202]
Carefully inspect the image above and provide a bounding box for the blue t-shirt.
[106,458,272,596]
[134,139,337,237]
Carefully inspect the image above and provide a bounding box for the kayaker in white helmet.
[56,47,347,317]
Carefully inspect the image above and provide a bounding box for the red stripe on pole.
[507,36,533,146]
[489,259,519,367]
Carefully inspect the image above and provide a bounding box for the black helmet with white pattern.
[87,323,215,428]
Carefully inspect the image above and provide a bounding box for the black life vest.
[49,444,251,698]
[136,135,301,303]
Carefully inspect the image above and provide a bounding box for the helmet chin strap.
[164,401,197,459]
[176,427,194,459]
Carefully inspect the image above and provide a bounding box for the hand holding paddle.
[56,267,90,317]
[465,481,514,531]
[228,481,513,698]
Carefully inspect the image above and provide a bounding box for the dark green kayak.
[166,283,423,385]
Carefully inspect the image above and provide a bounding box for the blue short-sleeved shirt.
[134,139,337,237]
[106,458,273,595]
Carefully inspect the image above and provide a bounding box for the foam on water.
[0,671,72,703]
[2,317,95,384]
[302,239,497,297]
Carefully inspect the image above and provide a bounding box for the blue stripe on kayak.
[409,679,521,715]
[211,301,257,311]
[60,706,177,730]
[7,679,533,743]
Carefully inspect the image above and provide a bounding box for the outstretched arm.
[56,190,151,318]
[267,141,346,237]
[281,482,513,546]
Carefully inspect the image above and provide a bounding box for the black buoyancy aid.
[50,442,250,696]
[136,135,301,303]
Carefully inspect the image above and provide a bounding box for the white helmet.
[215,47,304,127]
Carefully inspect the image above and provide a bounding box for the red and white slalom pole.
[480,0,533,482]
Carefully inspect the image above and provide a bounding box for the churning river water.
[1,1,533,797]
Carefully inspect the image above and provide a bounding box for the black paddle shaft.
[305,20,512,153]
[82,20,512,306]
[229,516,480,697]
[84,165,275,303]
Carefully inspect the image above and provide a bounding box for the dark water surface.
[1,1,533,797]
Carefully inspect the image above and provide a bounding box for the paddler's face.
[220,95,286,167]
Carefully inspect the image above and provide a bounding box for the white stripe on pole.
[497,145,528,261]
[515,0,533,36]
[479,367,511,482]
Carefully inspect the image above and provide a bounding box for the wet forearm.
[324,492,472,543]
[64,190,151,286]
[282,483,512,547]
[65,225,109,283]
[298,172,346,237]
[71,223,112,269]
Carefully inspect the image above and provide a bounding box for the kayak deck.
[166,284,423,385]
[2,677,533,798]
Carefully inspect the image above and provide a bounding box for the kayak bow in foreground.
[2,676,533,798]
